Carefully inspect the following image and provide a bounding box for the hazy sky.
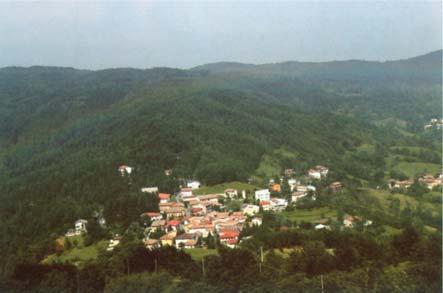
[0,1,441,69]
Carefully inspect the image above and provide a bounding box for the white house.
[292,191,308,203]
[75,219,88,234]
[187,180,201,189]
[242,204,260,216]
[141,187,159,193]
[250,217,263,226]
[308,169,322,179]
[180,188,193,198]
[307,185,316,192]
[314,224,331,230]
[288,179,297,191]
[255,189,270,202]
[224,189,238,198]
[118,165,133,176]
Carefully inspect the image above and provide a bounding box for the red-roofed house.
[167,220,182,231]
[158,193,171,203]
[219,230,240,248]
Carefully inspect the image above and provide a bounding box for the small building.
[329,182,343,193]
[180,188,193,198]
[144,239,160,250]
[75,219,88,234]
[250,217,262,226]
[158,193,171,204]
[272,184,281,193]
[160,232,176,246]
[187,180,201,190]
[150,219,166,232]
[288,178,297,191]
[284,169,295,177]
[141,212,163,222]
[255,189,271,202]
[167,220,182,232]
[224,188,238,198]
[292,191,308,203]
[242,204,260,216]
[164,169,173,176]
[219,230,240,248]
[308,169,322,179]
[141,187,159,193]
[118,165,133,176]
[175,233,199,249]
[314,224,331,230]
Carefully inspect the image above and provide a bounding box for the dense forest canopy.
[0,50,441,291]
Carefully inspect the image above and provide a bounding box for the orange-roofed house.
[272,184,281,193]
[158,193,171,203]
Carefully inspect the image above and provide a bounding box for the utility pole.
[202,258,206,277]
[260,246,263,274]
[321,274,324,293]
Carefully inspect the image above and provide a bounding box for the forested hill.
[193,49,442,82]
[0,50,441,282]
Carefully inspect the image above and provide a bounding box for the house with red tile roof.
[158,193,171,203]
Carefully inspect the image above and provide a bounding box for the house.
[107,235,122,251]
[314,224,331,230]
[158,193,171,204]
[389,179,409,190]
[144,239,160,250]
[159,202,185,212]
[187,180,201,190]
[242,204,260,216]
[219,230,240,248]
[250,217,262,226]
[198,194,219,203]
[180,188,193,198]
[270,198,288,211]
[329,182,343,193]
[160,232,176,246]
[308,169,322,179]
[272,184,281,193]
[164,169,173,176]
[186,224,213,238]
[167,220,182,232]
[165,206,186,219]
[150,219,166,232]
[118,165,133,176]
[175,233,199,249]
[316,165,329,177]
[284,169,295,177]
[259,200,271,211]
[75,219,88,234]
[296,185,308,192]
[141,187,158,193]
[141,212,163,222]
[419,174,442,190]
[308,165,329,179]
[224,189,238,198]
[291,191,308,203]
[288,179,297,191]
[255,189,270,202]
[343,215,361,228]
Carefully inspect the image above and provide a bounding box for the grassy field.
[391,162,441,178]
[282,207,337,223]
[195,181,258,195]
[43,236,107,265]
[361,188,440,215]
[184,248,218,261]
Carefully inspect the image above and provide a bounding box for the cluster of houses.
[64,164,346,252]
[388,173,442,191]
[137,182,264,250]
[254,165,342,211]
[424,118,443,130]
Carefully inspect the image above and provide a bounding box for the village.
[64,164,364,254]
